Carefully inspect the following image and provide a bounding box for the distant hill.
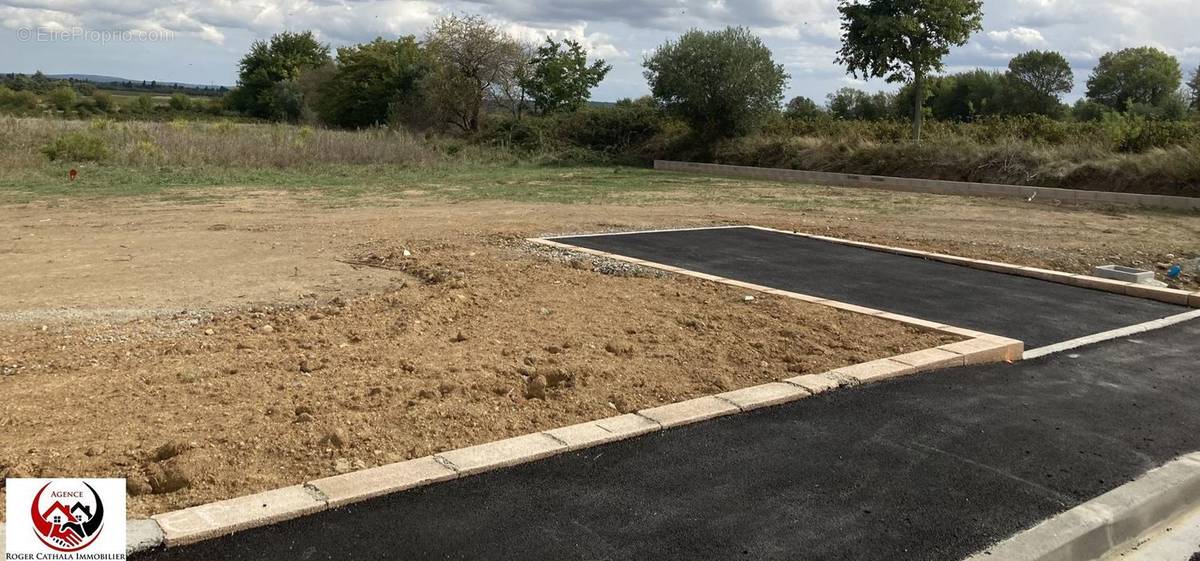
[47,73,229,90]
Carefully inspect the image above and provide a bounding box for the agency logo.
[5,478,127,559]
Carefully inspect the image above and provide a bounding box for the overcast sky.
[2,0,1198,103]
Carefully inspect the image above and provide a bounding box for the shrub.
[41,132,110,161]
[168,93,192,111]
[556,103,664,153]
[129,95,155,114]
[48,86,78,110]
[93,91,115,112]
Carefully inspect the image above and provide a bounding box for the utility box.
[1092,265,1155,284]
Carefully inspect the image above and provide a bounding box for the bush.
[129,95,155,114]
[93,91,115,112]
[41,132,110,162]
[168,93,192,111]
[556,103,664,153]
[2,88,38,111]
[48,86,77,111]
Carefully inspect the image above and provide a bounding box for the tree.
[1086,47,1181,111]
[909,69,1014,121]
[826,87,896,120]
[835,0,984,141]
[423,14,522,131]
[521,38,612,115]
[229,30,330,120]
[316,37,428,128]
[644,27,789,138]
[1008,51,1073,99]
[785,96,823,119]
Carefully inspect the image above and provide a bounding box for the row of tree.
[795,47,1195,123]
[225,16,611,130]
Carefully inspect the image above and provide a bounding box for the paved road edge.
[964,452,1200,561]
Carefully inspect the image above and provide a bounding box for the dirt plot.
[1,182,1196,519]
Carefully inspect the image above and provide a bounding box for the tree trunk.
[912,71,924,142]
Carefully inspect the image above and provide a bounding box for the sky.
[1,0,1198,103]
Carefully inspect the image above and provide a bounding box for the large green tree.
[643,27,788,138]
[521,38,612,115]
[423,14,522,131]
[1085,47,1181,111]
[229,31,330,120]
[835,0,984,140]
[316,37,427,128]
[1006,50,1073,117]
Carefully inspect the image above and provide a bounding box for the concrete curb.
[736,226,1200,309]
[964,452,1200,561]
[652,160,1200,211]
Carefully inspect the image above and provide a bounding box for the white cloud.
[986,26,1045,46]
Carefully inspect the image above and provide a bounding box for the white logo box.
[5,478,126,558]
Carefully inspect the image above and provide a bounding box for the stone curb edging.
[964,452,1200,561]
[126,233,1025,553]
[738,226,1200,310]
[653,160,1200,212]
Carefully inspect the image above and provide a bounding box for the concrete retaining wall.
[653,160,1200,211]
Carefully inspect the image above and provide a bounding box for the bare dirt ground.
[1,181,1197,518]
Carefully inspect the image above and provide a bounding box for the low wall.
[653,160,1200,211]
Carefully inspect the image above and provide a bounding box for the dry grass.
[0,116,509,169]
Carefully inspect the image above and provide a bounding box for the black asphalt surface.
[555,227,1185,348]
[140,321,1200,561]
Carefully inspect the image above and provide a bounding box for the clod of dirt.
[127,476,153,496]
[604,341,634,357]
[295,413,315,423]
[299,360,318,374]
[438,382,459,396]
[151,441,189,462]
[318,428,348,449]
[609,394,631,413]
[146,463,192,494]
[417,389,439,400]
[525,375,548,399]
[538,367,574,388]
[451,331,468,343]
[259,324,275,334]
[545,346,562,354]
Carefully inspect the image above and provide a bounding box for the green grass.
[0,163,727,205]
[0,161,976,219]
